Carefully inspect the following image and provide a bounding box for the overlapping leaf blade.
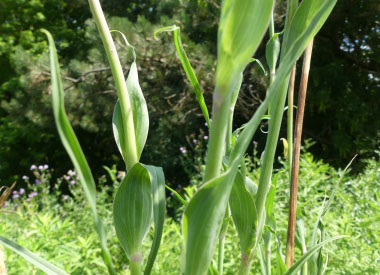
[0,236,68,275]
[42,29,116,274]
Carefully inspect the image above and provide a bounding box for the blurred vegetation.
[1,150,379,274]
[0,0,379,187]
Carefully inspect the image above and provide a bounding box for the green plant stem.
[130,258,142,275]
[239,253,252,275]
[203,89,232,182]
[88,0,138,170]
[218,233,225,274]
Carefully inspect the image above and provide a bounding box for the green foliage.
[1,151,379,273]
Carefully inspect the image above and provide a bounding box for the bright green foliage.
[0,236,68,275]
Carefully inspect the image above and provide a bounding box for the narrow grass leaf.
[0,236,68,275]
[42,29,116,274]
[143,165,166,275]
[113,163,153,258]
[229,171,257,254]
[284,236,345,275]
[154,26,210,126]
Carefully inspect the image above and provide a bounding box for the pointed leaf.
[0,236,68,275]
[143,165,166,275]
[113,163,153,258]
[127,62,149,159]
[113,62,149,162]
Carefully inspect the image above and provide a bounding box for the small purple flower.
[12,194,19,199]
[192,139,198,144]
[19,188,25,195]
[3,201,9,208]
[35,179,41,185]
[62,195,69,201]
[252,140,258,146]
[38,165,44,171]
[64,175,70,181]
[70,180,76,185]
[203,136,209,140]
[22,175,29,181]
[28,192,38,198]
[30,165,37,171]
[43,164,49,170]
[12,190,18,195]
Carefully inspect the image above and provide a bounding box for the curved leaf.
[154,26,210,126]
[42,29,116,274]
[0,236,68,275]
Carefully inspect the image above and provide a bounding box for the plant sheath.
[285,39,314,267]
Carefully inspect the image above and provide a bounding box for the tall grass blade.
[0,236,68,275]
[283,236,345,275]
[154,26,210,126]
[143,165,166,275]
[41,29,116,274]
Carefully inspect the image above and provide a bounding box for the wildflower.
[12,194,19,199]
[19,188,25,195]
[64,175,70,181]
[62,195,69,201]
[203,136,208,140]
[22,175,29,181]
[30,165,37,171]
[117,171,126,180]
[179,147,187,154]
[70,180,76,185]
[28,192,38,198]
[192,139,198,144]
[38,165,44,171]
[35,179,41,185]
[43,164,49,170]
